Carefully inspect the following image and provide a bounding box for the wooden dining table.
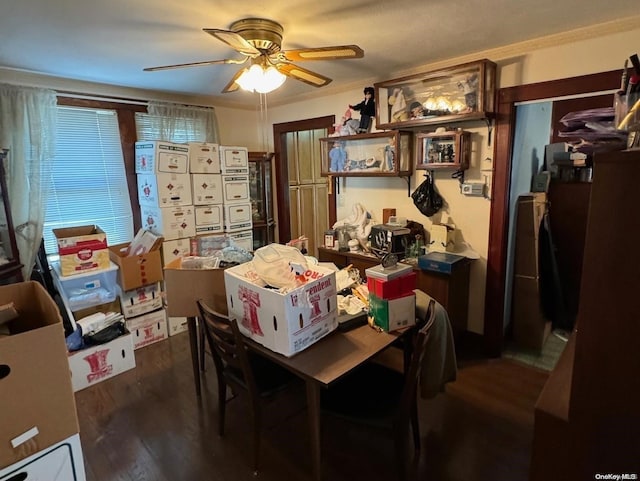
[243,323,405,481]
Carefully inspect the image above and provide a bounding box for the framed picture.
[319,131,412,177]
[415,130,470,170]
[374,59,496,130]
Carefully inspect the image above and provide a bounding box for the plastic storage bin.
[52,261,118,311]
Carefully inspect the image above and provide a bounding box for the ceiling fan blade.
[281,45,364,62]
[144,58,247,72]
[221,68,245,93]
[276,63,332,88]
[203,28,261,57]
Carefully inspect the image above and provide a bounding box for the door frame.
[273,116,336,243]
[483,69,621,356]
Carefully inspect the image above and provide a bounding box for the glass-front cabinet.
[319,130,412,177]
[0,149,23,284]
[248,152,275,250]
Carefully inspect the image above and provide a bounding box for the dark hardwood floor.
[75,331,549,481]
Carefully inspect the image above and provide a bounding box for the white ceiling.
[1,0,637,108]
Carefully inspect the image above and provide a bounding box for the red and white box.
[224,262,338,357]
[367,271,416,299]
[119,282,163,319]
[53,225,109,277]
[68,329,136,392]
[192,173,224,205]
[189,142,220,174]
[126,308,168,350]
[141,205,196,241]
[135,141,189,174]
[137,173,193,207]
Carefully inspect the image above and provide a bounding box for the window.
[43,106,133,256]
[135,113,208,142]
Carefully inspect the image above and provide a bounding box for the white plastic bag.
[252,244,308,289]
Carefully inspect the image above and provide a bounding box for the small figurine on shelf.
[330,107,360,136]
[457,73,479,112]
[409,101,425,119]
[349,86,376,133]
[384,137,395,171]
[388,87,409,122]
[329,141,348,172]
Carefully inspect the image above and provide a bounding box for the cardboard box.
[369,292,416,332]
[195,205,224,235]
[512,275,551,350]
[108,242,164,291]
[119,282,163,319]
[141,205,196,241]
[135,140,189,174]
[53,225,109,277]
[514,193,547,277]
[223,202,253,232]
[224,262,338,357]
[0,433,86,481]
[68,329,136,392]
[167,316,189,336]
[163,257,228,317]
[126,308,168,350]
[219,145,249,174]
[0,282,79,468]
[189,142,220,174]
[192,173,224,205]
[418,252,467,274]
[367,271,416,299]
[161,238,192,266]
[221,174,250,204]
[137,172,193,207]
[228,230,253,252]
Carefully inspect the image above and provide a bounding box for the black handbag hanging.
[411,173,444,217]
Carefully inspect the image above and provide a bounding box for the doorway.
[484,69,621,357]
[273,116,336,256]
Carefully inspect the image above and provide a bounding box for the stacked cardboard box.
[366,263,416,332]
[50,225,136,392]
[108,238,168,349]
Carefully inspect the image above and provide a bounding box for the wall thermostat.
[461,182,485,196]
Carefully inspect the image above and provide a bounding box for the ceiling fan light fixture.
[235,63,286,93]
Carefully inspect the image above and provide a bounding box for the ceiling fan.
[143,17,364,93]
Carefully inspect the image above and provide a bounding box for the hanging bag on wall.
[411,174,444,217]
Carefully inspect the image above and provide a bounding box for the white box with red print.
[224,263,338,357]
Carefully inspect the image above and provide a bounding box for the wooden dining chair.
[196,299,299,474]
[320,299,437,481]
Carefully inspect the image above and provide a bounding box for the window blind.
[43,106,133,255]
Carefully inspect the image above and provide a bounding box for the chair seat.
[226,352,298,397]
[321,362,405,426]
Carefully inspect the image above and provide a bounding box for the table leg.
[306,380,322,481]
[187,316,201,396]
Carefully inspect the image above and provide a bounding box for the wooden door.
[274,116,335,256]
